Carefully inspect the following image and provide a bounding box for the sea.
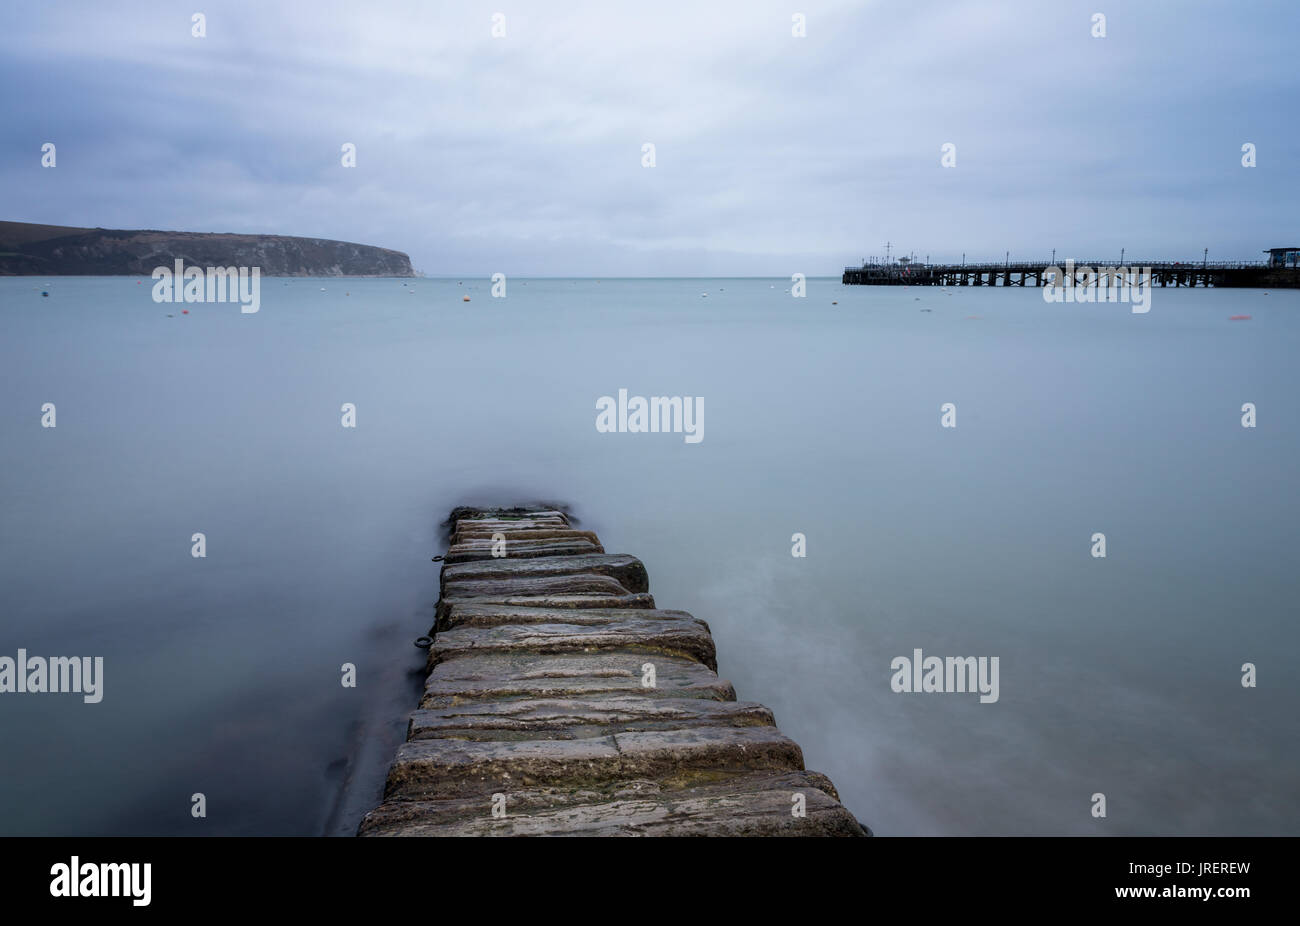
[1,275,1296,835]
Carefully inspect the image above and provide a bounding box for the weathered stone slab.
[440,554,649,597]
[360,771,866,837]
[448,537,601,552]
[407,697,774,741]
[419,650,735,708]
[428,610,717,671]
[440,593,656,621]
[440,603,693,630]
[442,573,634,602]
[443,540,603,564]
[428,608,717,671]
[455,517,569,532]
[452,525,598,538]
[384,725,805,800]
[451,507,570,523]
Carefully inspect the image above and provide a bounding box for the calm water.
[1,275,1296,836]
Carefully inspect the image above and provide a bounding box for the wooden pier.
[358,505,867,837]
[842,259,1300,288]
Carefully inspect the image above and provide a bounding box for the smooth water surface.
[1,276,1296,835]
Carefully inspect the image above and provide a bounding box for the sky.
[1,0,1296,276]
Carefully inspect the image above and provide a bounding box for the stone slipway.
[359,505,867,837]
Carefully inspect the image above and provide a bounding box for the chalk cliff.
[0,221,416,276]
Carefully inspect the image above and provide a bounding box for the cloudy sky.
[2,0,1296,275]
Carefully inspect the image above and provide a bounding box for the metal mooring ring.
[413,636,433,649]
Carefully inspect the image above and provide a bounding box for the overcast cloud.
[1,0,1296,275]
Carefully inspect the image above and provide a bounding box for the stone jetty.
[358,505,867,837]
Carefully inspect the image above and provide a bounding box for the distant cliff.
[0,221,416,277]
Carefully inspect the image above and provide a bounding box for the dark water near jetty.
[1,275,1296,835]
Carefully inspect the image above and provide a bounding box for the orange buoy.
[463,295,470,302]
